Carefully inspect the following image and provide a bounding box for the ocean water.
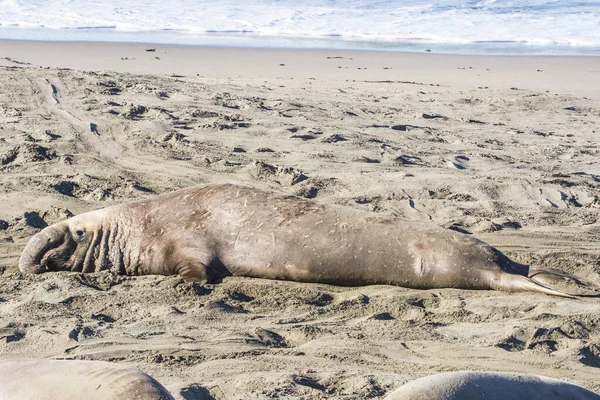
[0,0,599,55]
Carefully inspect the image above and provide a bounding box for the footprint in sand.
[445,155,469,169]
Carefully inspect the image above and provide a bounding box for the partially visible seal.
[383,371,600,400]
[0,359,174,400]
[19,184,597,297]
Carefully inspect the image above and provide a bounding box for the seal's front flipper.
[176,258,231,285]
[177,262,210,284]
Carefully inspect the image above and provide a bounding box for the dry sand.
[1,40,600,399]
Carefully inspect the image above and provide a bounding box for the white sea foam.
[0,0,599,55]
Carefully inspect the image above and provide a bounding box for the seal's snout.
[19,228,59,274]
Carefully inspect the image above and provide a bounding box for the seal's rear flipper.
[529,267,600,290]
[493,273,577,299]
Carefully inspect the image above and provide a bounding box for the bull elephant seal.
[383,371,600,400]
[19,184,597,297]
[0,359,174,400]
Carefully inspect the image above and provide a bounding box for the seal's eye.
[75,229,85,237]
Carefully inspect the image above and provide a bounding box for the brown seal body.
[0,359,174,400]
[383,371,600,400]
[19,184,596,297]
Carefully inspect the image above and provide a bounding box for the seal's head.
[19,213,102,274]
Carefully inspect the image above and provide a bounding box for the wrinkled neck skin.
[43,204,146,276]
[86,206,145,275]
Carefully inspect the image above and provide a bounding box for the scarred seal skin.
[383,371,600,400]
[19,184,597,297]
[0,359,174,400]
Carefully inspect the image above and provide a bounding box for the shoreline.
[1,39,599,98]
[0,19,599,57]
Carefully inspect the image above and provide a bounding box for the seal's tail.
[492,273,577,299]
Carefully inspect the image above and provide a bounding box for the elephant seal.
[383,371,600,400]
[0,359,174,400]
[19,184,596,297]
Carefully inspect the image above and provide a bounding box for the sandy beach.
[1,40,600,399]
